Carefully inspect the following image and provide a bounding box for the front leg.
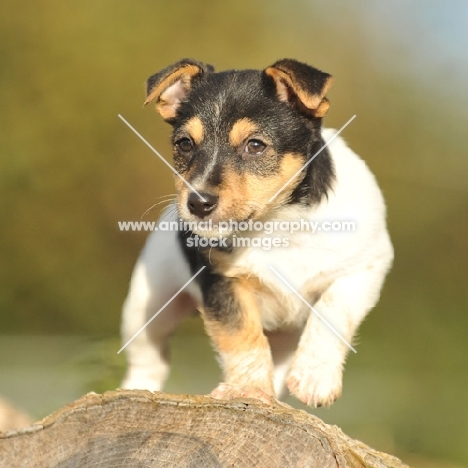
[287,265,390,407]
[200,273,275,404]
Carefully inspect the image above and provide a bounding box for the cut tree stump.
[0,390,410,468]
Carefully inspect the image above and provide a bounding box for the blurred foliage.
[0,0,467,465]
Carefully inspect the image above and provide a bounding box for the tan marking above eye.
[183,116,204,145]
[229,118,259,147]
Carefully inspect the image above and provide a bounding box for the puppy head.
[145,58,334,237]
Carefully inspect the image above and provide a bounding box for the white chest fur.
[218,129,392,330]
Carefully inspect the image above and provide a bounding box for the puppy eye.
[175,138,193,154]
[245,139,267,155]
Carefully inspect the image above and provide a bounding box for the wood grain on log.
[0,390,410,468]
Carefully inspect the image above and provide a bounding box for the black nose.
[187,192,219,218]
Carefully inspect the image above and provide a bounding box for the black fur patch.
[289,141,335,205]
[178,230,239,326]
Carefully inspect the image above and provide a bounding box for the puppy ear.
[144,59,214,122]
[264,59,333,118]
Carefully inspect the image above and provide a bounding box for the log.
[0,390,409,468]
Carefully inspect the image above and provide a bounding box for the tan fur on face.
[229,118,258,147]
[184,117,204,145]
[174,163,199,206]
[175,152,305,233]
[176,153,305,226]
[219,152,306,220]
[174,178,185,195]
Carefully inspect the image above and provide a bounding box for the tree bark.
[0,390,410,468]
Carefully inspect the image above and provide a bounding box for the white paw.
[121,363,168,391]
[120,377,163,392]
[209,383,275,405]
[286,364,343,407]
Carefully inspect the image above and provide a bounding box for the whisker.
[140,194,178,220]
[208,245,213,265]
[158,207,178,223]
[155,193,178,200]
[140,201,171,220]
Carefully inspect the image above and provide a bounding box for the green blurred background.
[1,1,467,466]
